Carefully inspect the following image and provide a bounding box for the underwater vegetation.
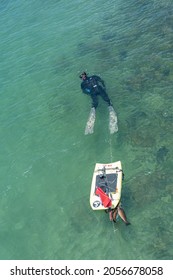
[46,0,173,259]
[156,146,169,164]
[123,162,173,259]
[52,55,74,75]
[141,221,173,259]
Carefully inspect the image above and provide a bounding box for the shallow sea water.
[0,0,173,260]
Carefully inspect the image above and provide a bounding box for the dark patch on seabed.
[122,163,173,259]
[156,146,169,164]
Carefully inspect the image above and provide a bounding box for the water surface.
[0,0,173,260]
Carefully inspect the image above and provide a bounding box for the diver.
[80,71,118,134]
[79,72,112,109]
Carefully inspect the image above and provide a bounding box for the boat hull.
[90,161,123,210]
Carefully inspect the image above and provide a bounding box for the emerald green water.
[0,0,173,260]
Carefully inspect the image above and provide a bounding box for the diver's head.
[79,72,87,80]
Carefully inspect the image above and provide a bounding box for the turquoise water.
[0,0,173,260]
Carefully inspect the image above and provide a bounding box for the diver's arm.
[93,75,106,88]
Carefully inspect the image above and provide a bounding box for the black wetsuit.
[81,75,112,109]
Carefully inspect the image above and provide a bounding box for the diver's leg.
[100,89,112,106]
[91,94,99,109]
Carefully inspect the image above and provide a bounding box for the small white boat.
[90,161,123,211]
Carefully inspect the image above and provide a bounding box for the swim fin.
[108,106,118,134]
[85,107,96,135]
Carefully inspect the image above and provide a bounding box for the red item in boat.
[96,187,112,207]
